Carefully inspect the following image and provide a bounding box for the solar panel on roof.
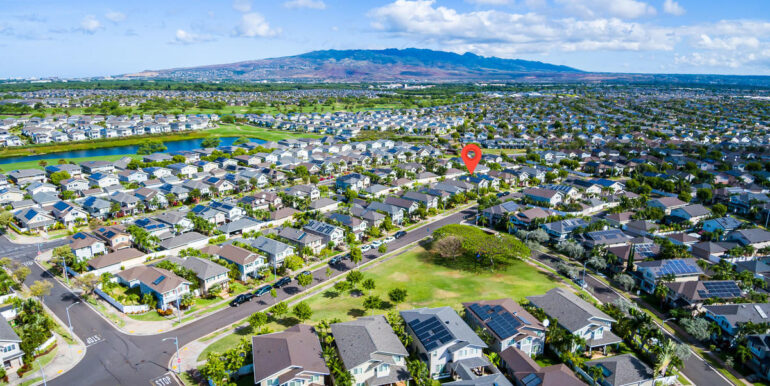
[152,275,166,285]
[521,373,542,386]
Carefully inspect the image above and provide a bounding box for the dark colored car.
[274,276,292,288]
[295,271,312,280]
[496,191,511,198]
[394,231,407,239]
[229,293,254,307]
[329,256,342,265]
[254,285,272,297]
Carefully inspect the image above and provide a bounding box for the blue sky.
[1,0,769,78]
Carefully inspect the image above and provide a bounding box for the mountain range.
[123,48,770,86]
[124,48,583,82]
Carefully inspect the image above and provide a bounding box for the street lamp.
[163,337,181,374]
[65,301,80,334]
[174,288,182,325]
[36,356,47,386]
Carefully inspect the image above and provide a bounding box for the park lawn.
[199,246,561,360]
[209,124,321,141]
[0,154,143,172]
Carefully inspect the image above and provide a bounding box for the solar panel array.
[634,244,657,258]
[408,316,454,351]
[152,275,166,285]
[698,281,742,299]
[468,303,523,339]
[658,260,699,276]
[521,373,542,386]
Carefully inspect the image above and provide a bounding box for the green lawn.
[18,344,58,383]
[199,246,561,360]
[209,124,321,141]
[128,310,172,322]
[0,154,142,172]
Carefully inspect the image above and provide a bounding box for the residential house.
[522,188,564,206]
[527,288,621,354]
[584,354,659,386]
[498,347,583,386]
[647,197,687,215]
[13,207,54,231]
[540,218,588,241]
[0,317,23,369]
[51,201,87,226]
[81,196,111,218]
[462,299,546,356]
[702,217,743,235]
[167,256,229,295]
[252,324,330,386]
[331,315,412,386]
[635,258,704,293]
[400,307,487,379]
[665,280,743,310]
[705,303,770,338]
[86,248,145,274]
[93,225,132,250]
[303,220,345,246]
[727,228,770,249]
[67,232,107,261]
[115,265,191,310]
[251,236,295,268]
[216,244,265,280]
[670,204,711,224]
[278,227,324,255]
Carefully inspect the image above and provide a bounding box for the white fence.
[95,287,150,314]
[35,335,56,354]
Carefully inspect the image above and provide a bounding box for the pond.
[0,137,266,165]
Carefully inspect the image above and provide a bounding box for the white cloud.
[556,0,656,19]
[465,0,511,4]
[233,0,251,13]
[369,0,673,55]
[283,0,327,10]
[171,29,213,44]
[663,0,685,16]
[105,11,126,23]
[80,15,102,34]
[235,13,280,37]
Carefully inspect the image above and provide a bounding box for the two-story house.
[250,236,296,268]
[400,307,487,379]
[302,220,345,246]
[705,303,770,339]
[215,244,265,281]
[0,317,23,369]
[167,256,229,295]
[462,299,546,357]
[527,288,621,354]
[331,315,411,386]
[115,265,191,310]
[68,232,107,261]
[278,227,324,255]
[252,324,330,386]
[635,258,704,293]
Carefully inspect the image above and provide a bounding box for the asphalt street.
[531,252,733,386]
[9,208,477,386]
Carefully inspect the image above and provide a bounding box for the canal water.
[0,137,266,165]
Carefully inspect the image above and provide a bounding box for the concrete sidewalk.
[9,333,87,386]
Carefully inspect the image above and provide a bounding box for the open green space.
[0,154,142,172]
[199,246,561,360]
[209,124,322,141]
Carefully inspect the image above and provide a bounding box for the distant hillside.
[128,48,583,82]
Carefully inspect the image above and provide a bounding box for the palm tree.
[654,283,670,308]
[653,339,678,382]
[736,344,752,367]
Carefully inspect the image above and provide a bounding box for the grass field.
[199,246,561,360]
[0,154,142,172]
[209,124,322,141]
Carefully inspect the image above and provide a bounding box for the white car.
[384,236,395,243]
[371,240,382,248]
[361,244,372,252]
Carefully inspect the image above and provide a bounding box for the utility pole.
[162,337,181,374]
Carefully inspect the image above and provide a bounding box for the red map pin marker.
[460,144,482,175]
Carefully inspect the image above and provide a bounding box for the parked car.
[254,285,272,297]
[229,293,254,307]
[361,244,372,252]
[274,276,292,288]
[329,256,342,266]
[573,278,587,289]
[384,236,395,243]
[371,240,382,248]
[394,231,407,239]
[295,271,312,280]
[496,191,511,198]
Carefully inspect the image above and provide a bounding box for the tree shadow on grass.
[347,308,365,318]
[380,300,394,310]
[323,290,340,299]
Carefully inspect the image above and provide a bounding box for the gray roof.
[0,317,21,342]
[158,232,208,250]
[400,307,487,352]
[585,354,654,386]
[252,236,294,257]
[217,217,261,234]
[527,288,615,333]
[252,324,330,384]
[167,256,228,280]
[331,315,409,369]
[705,303,770,328]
